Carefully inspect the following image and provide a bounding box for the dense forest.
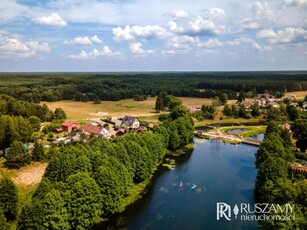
[0,72,306,102]
[255,121,307,229]
[15,106,193,229]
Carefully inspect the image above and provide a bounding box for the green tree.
[32,178,53,201]
[41,189,70,230]
[18,200,44,230]
[124,141,151,183]
[237,90,245,103]
[94,165,124,215]
[168,124,180,150]
[5,141,32,168]
[286,105,300,121]
[218,92,228,105]
[32,141,45,162]
[292,119,307,152]
[0,177,18,220]
[28,116,41,132]
[251,103,261,117]
[0,207,10,230]
[44,152,77,182]
[65,172,103,229]
[222,104,232,117]
[155,93,164,112]
[53,108,67,120]
[164,95,182,111]
[75,154,92,173]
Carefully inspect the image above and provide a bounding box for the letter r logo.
[217,202,231,220]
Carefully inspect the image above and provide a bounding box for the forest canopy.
[0,72,306,102]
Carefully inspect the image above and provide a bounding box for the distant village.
[189,93,307,113]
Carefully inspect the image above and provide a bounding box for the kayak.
[191,184,197,189]
[179,181,183,188]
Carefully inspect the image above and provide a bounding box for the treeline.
[17,106,194,229]
[255,121,307,229]
[0,177,18,230]
[0,72,306,103]
[0,95,53,121]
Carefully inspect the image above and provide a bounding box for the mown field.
[43,97,214,120]
[284,90,307,99]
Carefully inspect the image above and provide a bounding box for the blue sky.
[0,0,306,71]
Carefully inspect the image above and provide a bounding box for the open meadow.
[284,90,307,99]
[43,97,214,120]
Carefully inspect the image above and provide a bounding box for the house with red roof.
[81,124,111,139]
[61,121,79,132]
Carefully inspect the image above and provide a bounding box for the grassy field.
[284,91,307,99]
[43,97,214,120]
[0,159,47,228]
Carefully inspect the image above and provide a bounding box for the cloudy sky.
[0,0,306,71]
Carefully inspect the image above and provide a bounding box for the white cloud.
[129,42,155,55]
[90,35,102,43]
[201,8,226,21]
[165,35,223,54]
[0,32,50,59]
[228,37,271,51]
[240,1,276,30]
[197,38,223,48]
[0,0,29,22]
[113,25,169,42]
[64,36,92,45]
[32,13,67,27]
[165,35,196,51]
[257,27,307,43]
[170,8,227,36]
[63,35,103,45]
[167,10,190,18]
[284,0,307,7]
[187,16,226,35]
[168,21,184,33]
[68,46,115,59]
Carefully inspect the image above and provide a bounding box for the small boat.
[179,181,183,188]
[191,184,197,189]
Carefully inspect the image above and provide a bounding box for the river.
[98,137,260,230]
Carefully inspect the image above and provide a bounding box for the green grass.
[217,126,266,138]
[0,158,46,230]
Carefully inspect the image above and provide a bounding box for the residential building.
[81,124,111,139]
[61,121,79,132]
[121,116,140,129]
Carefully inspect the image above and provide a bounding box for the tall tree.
[32,141,45,162]
[0,207,10,230]
[53,108,67,120]
[0,177,18,220]
[65,172,103,229]
[292,119,307,152]
[41,189,70,230]
[5,141,32,168]
[155,93,164,112]
[28,116,41,132]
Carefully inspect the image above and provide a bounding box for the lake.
[98,137,260,230]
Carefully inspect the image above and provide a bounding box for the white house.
[121,116,140,129]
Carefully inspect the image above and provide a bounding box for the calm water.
[98,138,259,230]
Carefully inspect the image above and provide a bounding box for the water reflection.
[96,138,259,230]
